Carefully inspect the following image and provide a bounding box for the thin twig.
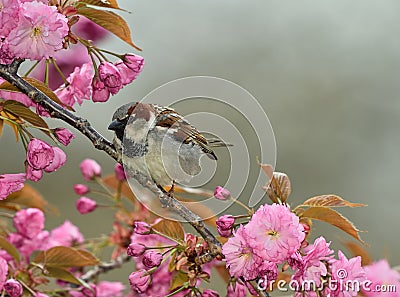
[81,254,131,282]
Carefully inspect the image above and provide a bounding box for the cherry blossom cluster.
[0,207,125,297]
[215,186,400,297]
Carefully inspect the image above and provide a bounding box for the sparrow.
[108,102,227,189]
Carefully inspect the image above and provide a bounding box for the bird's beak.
[108,120,124,131]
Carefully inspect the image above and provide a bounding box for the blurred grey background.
[1,0,400,289]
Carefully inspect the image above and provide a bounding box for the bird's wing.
[154,106,217,160]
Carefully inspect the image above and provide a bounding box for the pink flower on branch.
[0,173,25,200]
[362,259,400,297]
[54,62,94,107]
[4,279,22,297]
[79,158,101,180]
[26,138,54,170]
[53,128,75,146]
[129,269,151,294]
[98,61,122,95]
[13,208,44,239]
[7,1,68,60]
[76,197,97,214]
[245,203,305,263]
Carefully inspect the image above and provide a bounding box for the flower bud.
[217,227,233,238]
[127,243,146,257]
[79,159,101,180]
[214,186,231,200]
[133,221,151,235]
[129,269,150,294]
[123,54,145,73]
[114,163,126,181]
[142,250,163,268]
[98,61,122,95]
[216,215,235,231]
[4,279,23,297]
[91,76,110,102]
[26,139,54,170]
[54,128,75,146]
[74,184,89,195]
[26,165,42,182]
[76,197,97,214]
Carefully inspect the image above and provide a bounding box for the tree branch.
[81,254,131,282]
[0,60,222,259]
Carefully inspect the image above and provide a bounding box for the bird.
[108,102,227,191]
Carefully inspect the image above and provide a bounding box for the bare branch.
[81,254,131,282]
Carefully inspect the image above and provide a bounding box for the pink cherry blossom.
[292,236,333,283]
[74,184,89,195]
[91,75,110,102]
[222,225,259,280]
[133,221,151,235]
[26,165,43,182]
[80,158,101,180]
[0,0,19,37]
[8,230,49,259]
[227,281,247,297]
[245,203,305,263]
[216,215,235,230]
[98,61,122,95]
[0,39,15,64]
[362,259,400,297]
[330,251,366,297]
[54,128,75,146]
[54,62,93,107]
[123,53,145,73]
[43,147,66,173]
[13,208,45,239]
[7,1,69,60]
[26,139,54,170]
[142,250,163,268]
[48,220,84,247]
[127,243,146,257]
[0,256,8,291]
[214,186,231,200]
[96,281,125,297]
[114,163,126,181]
[4,279,22,297]
[76,197,97,214]
[0,173,25,199]
[129,269,151,294]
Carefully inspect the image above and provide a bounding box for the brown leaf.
[0,119,3,138]
[80,0,125,11]
[302,195,366,208]
[33,246,100,268]
[169,270,188,291]
[215,264,230,283]
[152,219,185,242]
[2,185,57,214]
[0,77,67,108]
[264,172,291,203]
[102,174,136,203]
[44,267,91,287]
[3,100,49,135]
[259,163,274,179]
[0,236,20,262]
[343,241,372,266]
[77,6,141,50]
[301,207,364,242]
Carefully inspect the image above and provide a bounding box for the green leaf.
[3,100,49,135]
[0,236,20,262]
[80,0,125,11]
[77,6,141,50]
[301,206,364,242]
[152,219,185,243]
[33,246,100,268]
[44,267,90,287]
